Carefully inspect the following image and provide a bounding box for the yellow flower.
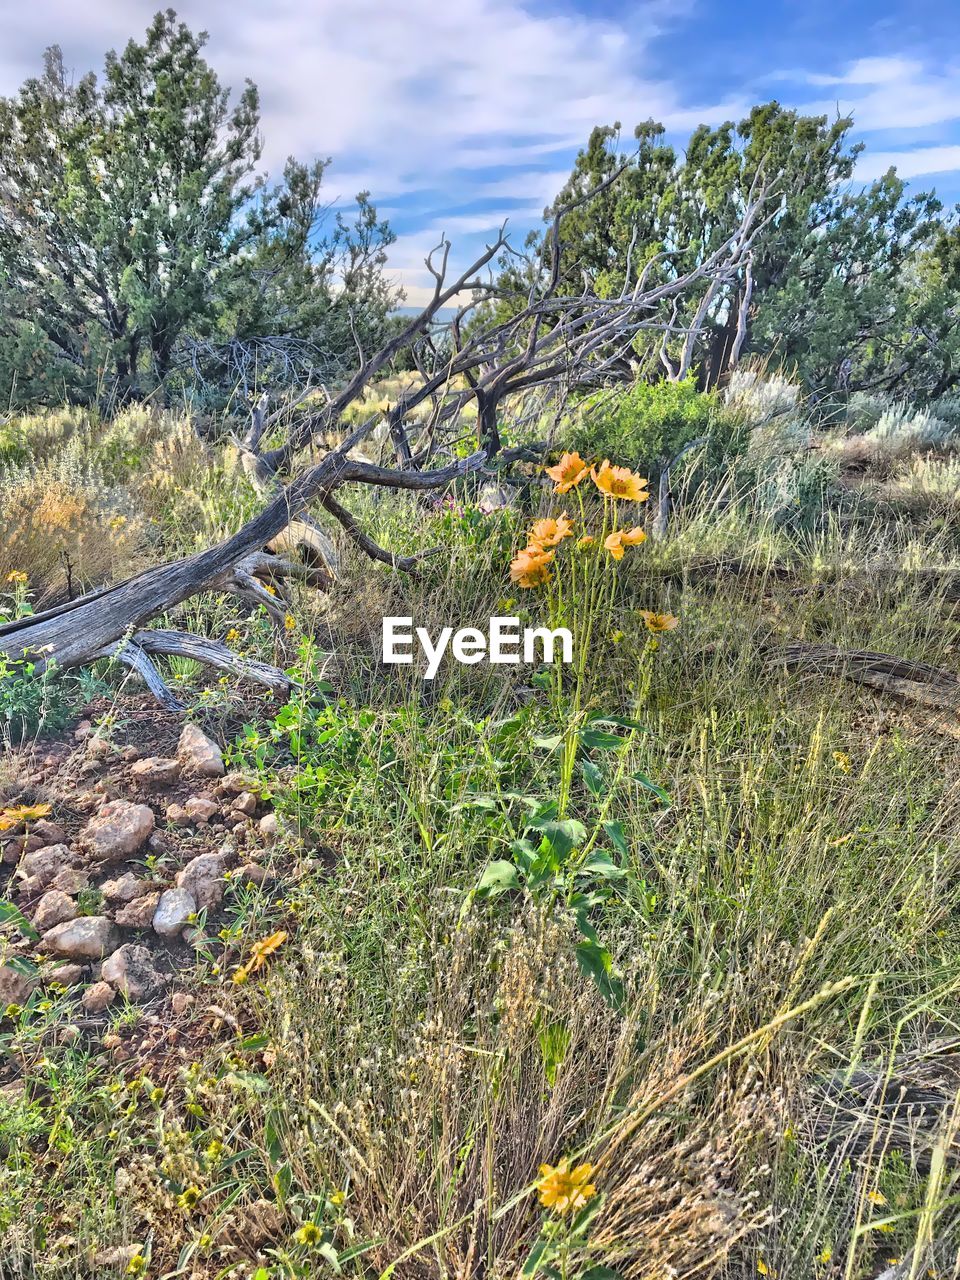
[576,535,596,550]
[591,460,649,502]
[125,1256,147,1276]
[529,513,573,548]
[867,1190,887,1206]
[6,570,28,584]
[509,545,555,589]
[604,526,647,561]
[225,628,240,644]
[0,802,52,831]
[109,514,128,532]
[177,1185,202,1211]
[545,452,589,494]
[817,1246,833,1264]
[639,610,679,633]
[329,1188,346,1206]
[248,929,288,970]
[263,583,277,596]
[757,1262,770,1277]
[536,1159,596,1215]
[833,751,852,774]
[284,614,296,632]
[294,1221,322,1246]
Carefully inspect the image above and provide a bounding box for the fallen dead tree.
[1,168,772,706]
[778,641,960,720]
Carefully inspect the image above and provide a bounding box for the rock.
[152,888,196,938]
[82,801,155,862]
[232,791,257,817]
[85,735,112,760]
[22,834,46,854]
[258,813,278,843]
[175,852,226,909]
[18,843,72,888]
[101,872,151,904]
[185,796,219,824]
[1,837,23,865]
[177,724,224,777]
[114,892,161,929]
[44,963,85,987]
[237,862,269,885]
[30,819,66,846]
[166,803,191,826]
[170,991,194,1015]
[120,746,140,763]
[50,866,90,895]
[33,890,78,932]
[219,771,258,796]
[101,944,165,999]
[0,962,37,1006]
[130,756,181,788]
[43,916,118,960]
[73,719,93,741]
[146,831,170,855]
[58,1024,80,1044]
[81,981,115,1012]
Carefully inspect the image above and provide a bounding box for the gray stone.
[101,944,164,999]
[177,724,224,777]
[130,756,182,788]
[42,916,118,960]
[232,791,257,817]
[114,892,161,929]
[185,796,219,824]
[152,888,196,938]
[101,872,150,903]
[0,961,37,1006]
[18,843,72,888]
[82,801,155,862]
[33,890,78,932]
[44,963,85,987]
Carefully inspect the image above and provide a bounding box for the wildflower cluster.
[509,452,651,588]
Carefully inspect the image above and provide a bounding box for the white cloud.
[855,144,960,182]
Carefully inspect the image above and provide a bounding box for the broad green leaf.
[0,899,39,941]
[601,820,630,858]
[630,770,671,806]
[477,860,521,896]
[581,759,604,796]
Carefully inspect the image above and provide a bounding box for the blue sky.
[1,0,957,304]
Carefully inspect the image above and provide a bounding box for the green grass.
[2,403,960,1279]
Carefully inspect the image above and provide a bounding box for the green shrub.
[568,376,743,475]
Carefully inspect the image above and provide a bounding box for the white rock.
[18,843,72,888]
[42,916,118,960]
[101,872,151,904]
[82,801,155,862]
[152,888,196,938]
[177,724,225,777]
[114,892,161,929]
[81,981,115,1012]
[175,852,227,910]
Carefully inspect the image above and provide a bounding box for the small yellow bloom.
[576,535,596,549]
[591,460,649,502]
[177,1185,202,1211]
[125,1255,147,1276]
[329,1188,346,1206]
[263,583,277,596]
[529,513,573,547]
[225,628,240,644]
[284,614,296,632]
[639,610,679,634]
[109,514,128,532]
[4,1003,23,1019]
[757,1262,770,1277]
[536,1158,596,1215]
[867,1190,886,1206]
[545,452,589,494]
[6,570,28,584]
[817,1246,832,1264]
[832,751,852,774]
[294,1221,322,1246]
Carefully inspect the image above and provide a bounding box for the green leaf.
[601,820,630,859]
[630,770,671,806]
[579,728,626,751]
[0,899,39,941]
[576,940,625,1012]
[477,860,521,896]
[533,733,563,751]
[580,1267,623,1280]
[582,849,627,880]
[581,759,605,796]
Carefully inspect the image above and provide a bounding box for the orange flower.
[0,803,52,832]
[529,513,573,548]
[639,610,679,633]
[536,1159,597,1215]
[233,930,288,985]
[509,545,554,588]
[545,452,589,494]
[604,526,646,561]
[591,460,649,502]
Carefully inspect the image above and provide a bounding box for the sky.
[0,0,957,306]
